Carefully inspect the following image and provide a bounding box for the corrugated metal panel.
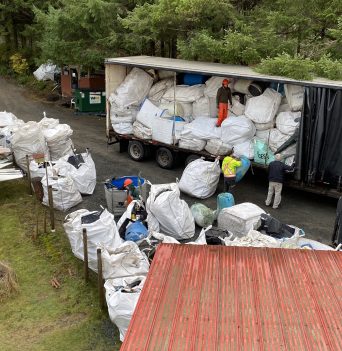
[105,56,342,89]
[121,244,342,351]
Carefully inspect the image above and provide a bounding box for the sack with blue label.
[254,139,275,165]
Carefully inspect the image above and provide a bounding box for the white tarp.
[245,88,282,123]
[284,84,304,111]
[148,78,174,102]
[218,202,265,237]
[233,139,254,159]
[268,128,290,152]
[42,175,82,211]
[181,117,221,140]
[178,138,206,151]
[63,209,122,272]
[192,96,211,118]
[133,121,152,140]
[101,241,150,280]
[105,276,146,342]
[147,183,195,240]
[205,139,232,156]
[163,85,204,103]
[220,115,256,145]
[276,111,301,135]
[111,68,153,108]
[136,99,164,129]
[33,63,59,81]
[11,121,47,171]
[151,118,186,145]
[179,159,221,199]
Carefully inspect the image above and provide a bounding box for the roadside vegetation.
[0,179,120,351]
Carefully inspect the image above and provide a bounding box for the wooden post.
[43,210,47,234]
[48,185,55,232]
[26,155,32,195]
[83,229,89,282]
[97,248,105,310]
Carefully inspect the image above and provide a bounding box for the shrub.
[314,55,342,80]
[9,53,29,75]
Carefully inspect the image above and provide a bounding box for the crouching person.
[221,151,242,192]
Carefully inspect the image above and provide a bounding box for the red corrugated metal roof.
[120,244,342,351]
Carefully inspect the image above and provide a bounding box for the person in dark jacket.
[216,79,233,127]
[265,154,294,209]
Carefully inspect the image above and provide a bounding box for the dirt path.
[0,77,337,243]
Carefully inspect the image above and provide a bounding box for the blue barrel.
[217,192,235,214]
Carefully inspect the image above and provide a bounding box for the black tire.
[128,140,145,161]
[185,154,201,166]
[156,147,174,169]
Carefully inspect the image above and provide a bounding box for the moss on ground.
[0,179,121,351]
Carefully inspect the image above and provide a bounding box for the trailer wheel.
[128,141,145,161]
[185,154,201,166]
[156,147,174,169]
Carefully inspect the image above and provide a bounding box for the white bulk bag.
[284,84,304,111]
[148,78,174,102]
[33,63,58,81]
[38,117,59,129]
[204,76,233,97]
[208,97,218,117]
[11,121,47,171]
[152,118,186,145]
[233,79,253,94]
[178,138,206,151]
[218,202,265,237]
[192,96,211,118]
[101,241,150,280]
[63,209,122,272]
[254,120,275,130]
[42,175,82,211]
[255,129,272,143]
[111,116,135,125]
[220,115,256,145]
[179,159,221,199]
[147,183,195,240]
[205,139,232,156]
[55,152,96,195]
[110,101,138,121]
[245,88,282,123]
[136,99,164,129]
[158,70,174,79]
[268,128,290,152]
[230,97,245,116]
[233,140,254,159]
[162,85,204,103]
[181,117,221,140]
[159,101,184,117]
[0,111,19,127]
[279,143,297,158]
[111,68,153,108]
[29,160,54,179]
[276,111,301,135]
[113,122,133,135]
[105,276,146,342]
[178,102,193,119]
[133,121,152,140]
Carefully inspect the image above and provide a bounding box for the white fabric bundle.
[205,139,232,156]
[146,183,195,240]
[279,143,297,158]
[220,115,256,145]
[192,96,211,118]
[230,97,245,116]
[233,140,254,159]
[0,122,24,149]
[148,78,174,102]
[163,85,204,103]
[233,79,253,94]
[63,209,122,271]
[11,121,47,171]
[105,276,146,342]
[223,229,280,248]
[179,159,221,199]
[113,122,133,135]
[284,84,304,111]
[178,138,206,151]
[254,120,275,130]
[245,88,282,123]
[159,101,184,118]
[133,121,152,140]
[218,203,265,237]
[41,175,82,211]
[208,97,218,118]
[136,99,164,129]
[178,102,193,120]
[276,111,301,135]
[38,117,59,129]
[181,117,221,140]
[110,68,153,108]
[0,111,19,127]
[151,118,186,145]
[268,128,290,152]
[33,63,58,81]
[255,129,272,143]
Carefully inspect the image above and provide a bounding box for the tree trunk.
[149,40,156,56]
[160,40,165,57]
[11,15,19,50]
[171,37,177,58]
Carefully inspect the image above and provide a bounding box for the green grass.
[0,180,121,351]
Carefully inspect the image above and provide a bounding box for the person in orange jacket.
[216,79,233,127]
[122,178,139,206]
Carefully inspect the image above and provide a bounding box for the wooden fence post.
[26,155,32,195]
[97,248,105,310]
[83,229,89,282]
[48,185,55,232]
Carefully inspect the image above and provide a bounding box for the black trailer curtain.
[295,87,342,187]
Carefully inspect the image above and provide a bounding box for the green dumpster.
[74,89,106,112]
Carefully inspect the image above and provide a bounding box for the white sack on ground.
[11,121,47,171]
[205,139,232,156]
[29,160,54,179]
[233,140,254,159]
[179,159,221,199]
[33,63,59,81]
[254,120,275,131]
[147,183,195,240]
[63,209,122,271]
[192,96,211,118]
[284,84,304,111]
[152,118,186,145]
[245,88,282,123]
[0,111,19,127]
[136,99,164,129]
[276,111,301,135]
[218,202,265,237]
[178,138,206,151]
[133,121,152,140]
[55,152,96,195]
[268,128,290,152]
[148,78,174,102]
[255,129,272,143]
[105,276,146,342]
[230,96,245,116]
[181,117,221,140]
[220,115,256,145]
[42,175,82,211]
[111,68,153,108]
[0,122,24,149]
[204,76,233,97]
[113,122,133,135]
[163,85,204,103]
[101,241,150,280]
